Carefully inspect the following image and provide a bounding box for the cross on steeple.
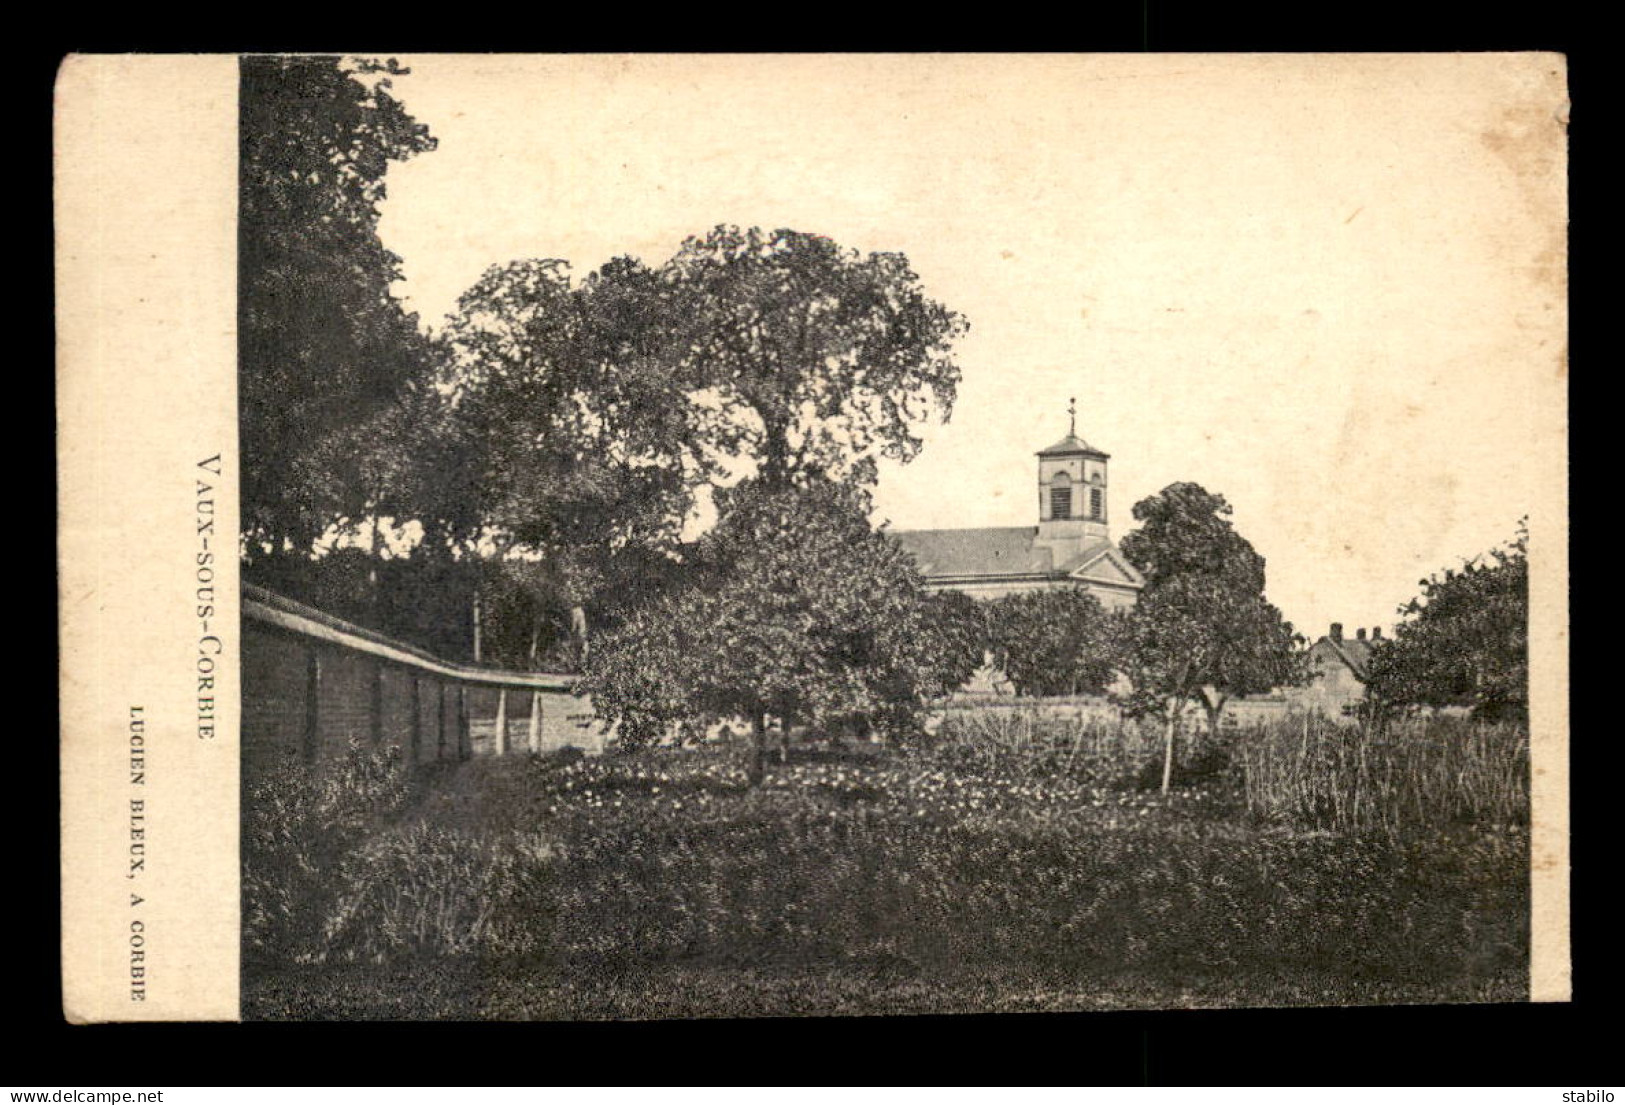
[1068,397,1077,438]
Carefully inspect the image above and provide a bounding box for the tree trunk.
[366,506,381,621]
[748,713,768,787]
[472,591,483,664]
[1203,693,1229,735]
[569,604,589,667]
[1160,702,1179,794]
[526,616,543,753]
[762,418,793,489]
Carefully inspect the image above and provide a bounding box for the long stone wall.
[936,690,1293,730]
[242,584,608,775]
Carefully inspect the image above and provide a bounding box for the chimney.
[1372,626,1383,640]
[1329,622,1343,642]
[1356,628,1367,641]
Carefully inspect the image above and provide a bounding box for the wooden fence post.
[302,647,321,765]
[409,676,422,765]
[494,688,508,756]
[369,661,384,746]
[528,691,542,753]
[458,686,471,760]
[437,681,448,760]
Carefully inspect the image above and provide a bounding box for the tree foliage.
[919,589,991,699]
[441,227,968,669]
[246,544,477,658]
[439,255,719,657]
[660,226,968,489]
[983,589,1117,697]
[239,56,438,556]
[1115,483,1307,790]
[579,478,960,781]
[1364,524,1529,724]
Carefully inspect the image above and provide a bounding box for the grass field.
[242,714,1529,1020]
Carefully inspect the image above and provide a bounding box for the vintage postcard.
[57,53,1569,1022]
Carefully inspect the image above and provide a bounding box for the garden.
[242,710,1529,1020]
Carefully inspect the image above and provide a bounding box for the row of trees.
[577,480,1312,790]
[240,57,965,669]
[578,484,1529,789]
[973,505,1534,755]
[240,58,1529,789]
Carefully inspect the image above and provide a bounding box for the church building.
[892,406,1145,609]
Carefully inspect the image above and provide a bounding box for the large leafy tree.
[440,256,716,662]
[580,478,961,783]
[1116,483,1308,790]
[984,588,1117,697]
[575,228,969,774]
[1364,524,1529,724]
[239,55,438,557]
[661,226,968,490]
[445,226,968,670]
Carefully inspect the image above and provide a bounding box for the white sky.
[377,53,1566,639]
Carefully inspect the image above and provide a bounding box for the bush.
[260,789,1527,1002]
[317,823,558,962]
[242,738,414,964]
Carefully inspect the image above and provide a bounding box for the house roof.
[1311,635,1374,679]
[1036,432,1109,459]
[890,526,1144,588]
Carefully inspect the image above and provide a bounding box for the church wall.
[922,577,1139,609]
[921,577,1056,601]
[1086,585,1138,612]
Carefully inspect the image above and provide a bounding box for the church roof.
[892,526,1058,577]
[1036,432,1109,458]
[890,526,1143,588]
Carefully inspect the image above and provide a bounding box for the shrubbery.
[242,738,415,965]
[244,715,1529,1018]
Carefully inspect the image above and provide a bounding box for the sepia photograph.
[58,51,1568,1027]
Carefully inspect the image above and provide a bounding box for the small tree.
[1116,483,1308,791]
[918,589,989,700]
[983,588,1116,697]
[580,478,957,783]
[1364,523,1529,725]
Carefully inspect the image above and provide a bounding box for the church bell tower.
[1034,398,1110,563]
